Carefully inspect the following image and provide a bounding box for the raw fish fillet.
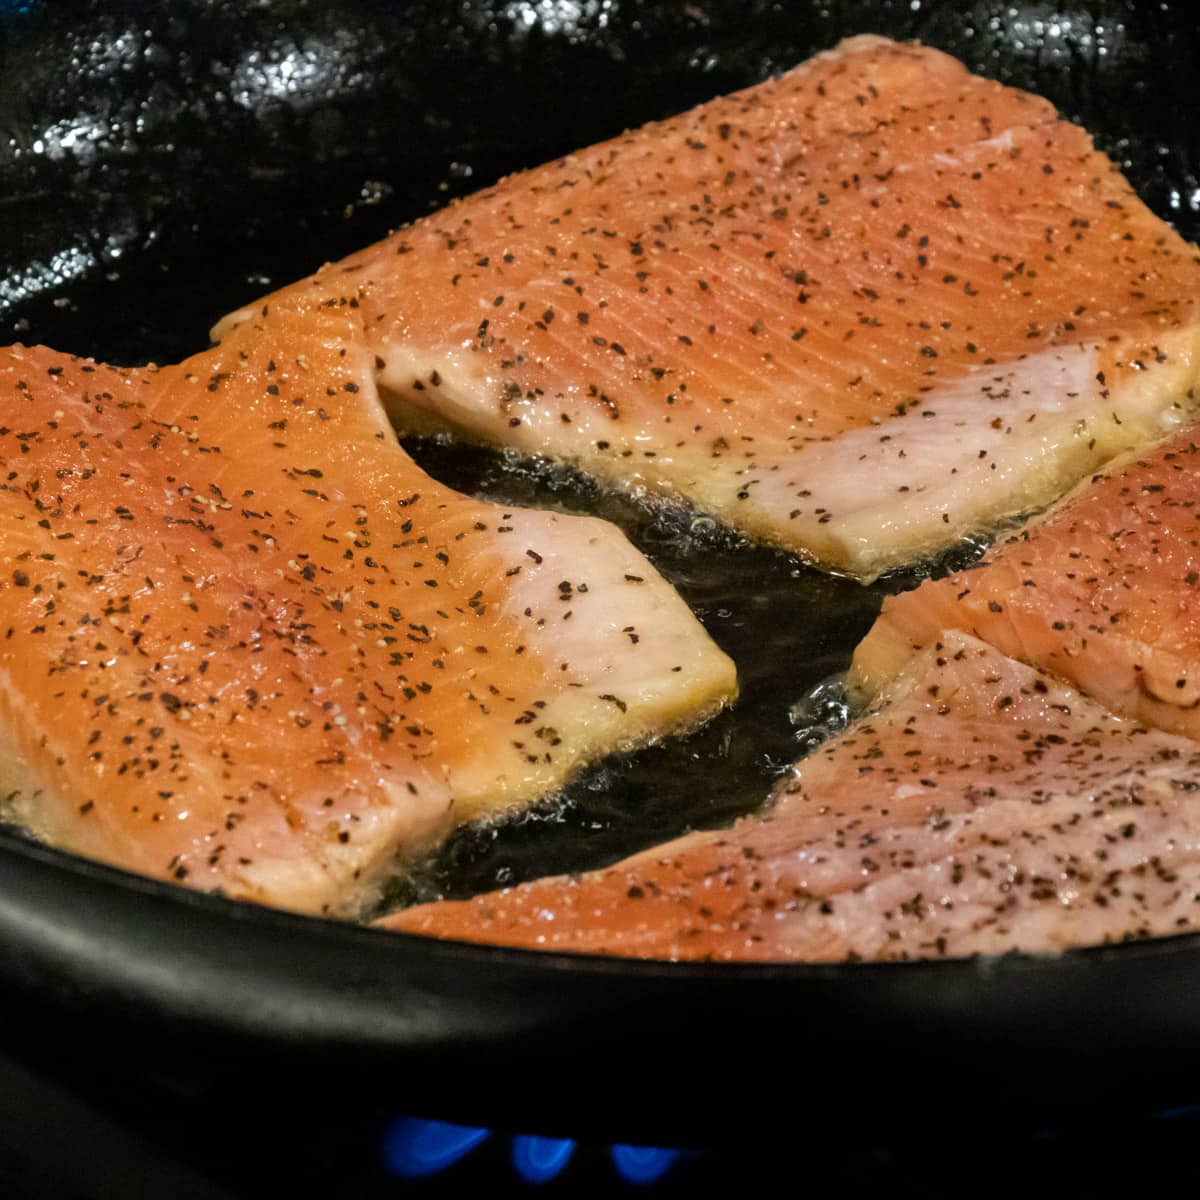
[218,35,1200,581]
[383,634,1200,960]
[0,299,734,914]
[853,430,1200,739]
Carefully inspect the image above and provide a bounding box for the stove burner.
[382,1117,683,1185]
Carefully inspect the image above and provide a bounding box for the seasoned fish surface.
[383,635,1200,960]
[220,35,1200,580]
[853,431,1200,738]
[0,300,734,914]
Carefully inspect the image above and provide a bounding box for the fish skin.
[382,634,1200,961]
[852,430,1200,740]
[0,298,735,915]
[217,35,1200,581]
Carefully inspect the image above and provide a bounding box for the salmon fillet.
[0,298,734,914]
[382,633,1200,960]
[217,35,1200,581]
[853,430,1200,740]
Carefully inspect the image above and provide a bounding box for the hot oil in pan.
[381,438,983,910]
[365,6,1200,911]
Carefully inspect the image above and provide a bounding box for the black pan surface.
[2,0,1200,1145]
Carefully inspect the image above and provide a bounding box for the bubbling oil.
[378,438,935,913]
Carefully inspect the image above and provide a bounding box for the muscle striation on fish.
[383,634,1200,960]
[217,35,1200,581]
[852,429,1200,739]
[0,298,735,914]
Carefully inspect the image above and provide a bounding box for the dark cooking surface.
[3,0,1200,1144]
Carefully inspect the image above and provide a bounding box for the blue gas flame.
[382,1116,682,1184]
[610,1144,680,1184]
[511,1134,577,1182]
[382,1118,492,1178]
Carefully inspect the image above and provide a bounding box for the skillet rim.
[8,818,1200,984]
[10,822,1200,1144]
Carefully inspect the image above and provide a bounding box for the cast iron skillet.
[1,0,1200,1146]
